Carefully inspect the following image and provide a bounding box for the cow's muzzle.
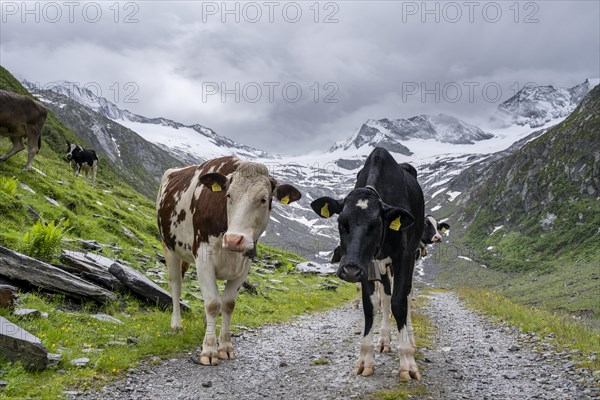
[432,234,442,243]
[223,233,254,252]
[337,263,363,283]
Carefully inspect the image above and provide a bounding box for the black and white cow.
[417,215,451,259]
[311,147,424,379]
[351,214,451,309]
[65,143,98,185]
[157,156,301,366]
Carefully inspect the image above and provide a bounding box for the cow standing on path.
[0,90,47,171]
[310,147,424,379]
[157,156,301,366]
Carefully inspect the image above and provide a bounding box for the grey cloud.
[1,1,598,155]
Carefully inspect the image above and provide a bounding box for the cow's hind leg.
[355,279,377,376]
[24,130,40,171]
[165,248,184,332]
[0,136,25,163]
[218,258,251,360]
[376,271,392,353]
[91,160,98,185]
[196,245,221,366]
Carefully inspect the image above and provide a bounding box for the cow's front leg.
[218,258,250,360]
[165,249,183,332]
[376,272,392,353]
[196,253,221,366]
[397,291,420,380]
[355,279,377,376]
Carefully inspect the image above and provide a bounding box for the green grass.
[0,246,355,399]
[458,287,600,370]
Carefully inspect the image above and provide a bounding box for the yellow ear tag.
[441,227,447,233]
[280,195,290,205]
[389,216,401,231]
[320,203,330,218]
[211,182,222,192]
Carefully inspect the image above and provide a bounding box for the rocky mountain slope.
[450,84,600,271]
[22,81,273,165]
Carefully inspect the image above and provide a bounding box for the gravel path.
[419,291,599,400]
[78,258,599,400]
[80,305,411,400]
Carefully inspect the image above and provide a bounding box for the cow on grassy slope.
[310,147,424,379]
[65,142,99,185]
[157,156,301,366]
[0,90,47,171]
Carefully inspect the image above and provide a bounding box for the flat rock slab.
[109,263,190,311]
[295,262,337,275]
[0,246,116,304]
[91,313,123,324]
[13,308,41,318]
[0,316,48,371]
[59,250,126,292]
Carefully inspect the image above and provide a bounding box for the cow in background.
[65,143,99,185]
[157,156,301,366]
[311,147,424,379]
[0,90,47,171]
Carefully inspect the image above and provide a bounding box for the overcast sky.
[1,1,598,155]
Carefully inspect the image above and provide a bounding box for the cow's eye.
[260,197,267,204]
[226,193,231,199]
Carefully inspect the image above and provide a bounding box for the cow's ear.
[329,245,341,263]
[199,172,228,193]
[275,184,301,205]
[310,197,342,219]
[438,222,450,233]
[382,203,415,231]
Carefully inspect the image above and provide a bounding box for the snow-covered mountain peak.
[492,79,598,129]
[330,113,493,155]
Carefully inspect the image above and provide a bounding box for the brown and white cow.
[0,90,48,171]
[157,156,301,366]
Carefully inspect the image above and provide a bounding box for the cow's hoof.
[375,341,390,353]
[199,355,220,366]
[354,362,374,376]
[218,349,235,360]
[409,369,421,380]
[361,366,374,376]
[399,370,411,381]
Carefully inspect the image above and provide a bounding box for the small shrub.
[0,176,18,197]
[22,218,70,262]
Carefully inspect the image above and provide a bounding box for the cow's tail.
[38,134,42,150]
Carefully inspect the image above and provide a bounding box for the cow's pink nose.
[223,234,244,250]
[432,235,442,243]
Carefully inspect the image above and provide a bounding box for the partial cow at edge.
[156,156,301,366]
[65,142,99,185]
[310,147,424,380]
[0,90,48,171]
